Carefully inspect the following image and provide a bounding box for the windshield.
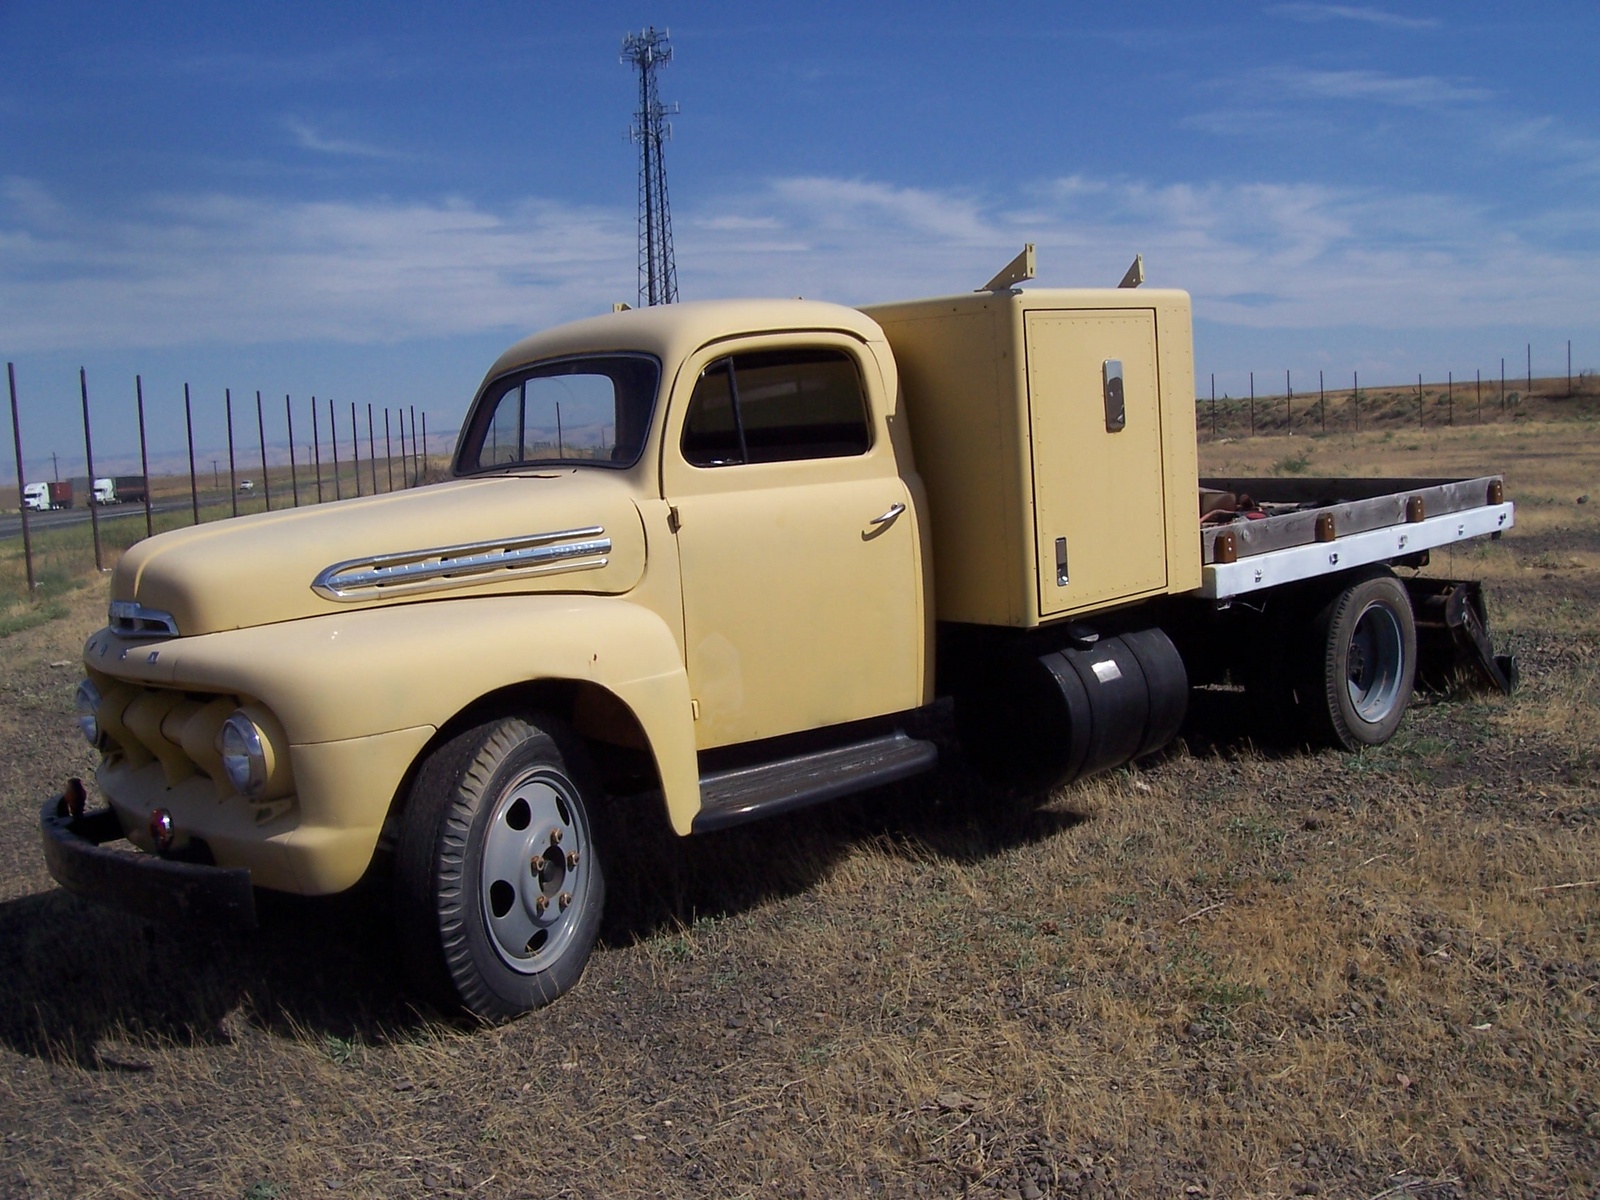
[456,354,660,473]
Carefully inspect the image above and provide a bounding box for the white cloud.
[0,178,636,351]
[1489,117,1600,181]
[1,170,1597,357]
[1267,4,1439,31]
[284,117,407,161]
[1261,67,1491,107]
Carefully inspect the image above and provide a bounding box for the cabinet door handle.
[870,503,906,526]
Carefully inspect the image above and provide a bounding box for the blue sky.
[3,2,1597,477]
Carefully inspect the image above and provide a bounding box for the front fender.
[85,594,702,837]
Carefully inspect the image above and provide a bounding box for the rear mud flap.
[1404,577,1519,696]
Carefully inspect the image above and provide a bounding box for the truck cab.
[453,299,931,751]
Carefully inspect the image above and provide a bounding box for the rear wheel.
[395,714,605,1021]
[1305,571,1416,749]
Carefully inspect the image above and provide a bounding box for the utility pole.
[623,27,680,306]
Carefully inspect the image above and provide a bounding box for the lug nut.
[558,891,573,910]
[566,850,579,870]
[549,828,563,845]
[535,894,549,914]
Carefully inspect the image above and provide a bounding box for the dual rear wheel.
[1243,568,1418,750]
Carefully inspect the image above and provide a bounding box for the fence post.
[8,363,36,592]
[1353,371,1360,432]
[311,396,324,503]
[329,397,342,500]
[1476,369,1481,423]
[367,404,379,494]
[286,395,300,507]
[1527,343,1532,394]
[1248,373,1255,437]
[1418,373,1424,430]
[1501,358,1505,413]
[226,388,239,518]
[421,411,429,482]
[80,368,105,571]
[397,408,408,486]
[1319,369,1325,432]
[185,384,200,525]
[350,400,362,497]
[1286,369,1292,435]
[256,390,271,511]
[411,405,420,484]
[135,375,153,539]
[384,407,395,491]
[1447,372,1453,426]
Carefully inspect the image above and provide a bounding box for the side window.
[681,348,871,468]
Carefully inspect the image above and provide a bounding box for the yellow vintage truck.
[43,264,1516,1019]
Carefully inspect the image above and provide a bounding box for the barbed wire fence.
[3,339,1593,596]
[1197,341,1591,442]
[5,363,448,595]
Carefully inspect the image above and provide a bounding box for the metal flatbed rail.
[1197,475,1513,601]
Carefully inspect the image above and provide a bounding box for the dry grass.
[1,422,1596,1198]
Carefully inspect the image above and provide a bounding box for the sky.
[2,1,1597,479]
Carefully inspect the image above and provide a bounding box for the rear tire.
[1304,571,1416,749]
[394,714,605,1021]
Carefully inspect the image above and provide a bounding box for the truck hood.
[111,472,648,637]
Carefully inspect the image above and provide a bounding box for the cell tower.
[622,26,679,306]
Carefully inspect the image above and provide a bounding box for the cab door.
[661,335,923,750]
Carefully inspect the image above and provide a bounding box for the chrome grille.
[108,600,179,639]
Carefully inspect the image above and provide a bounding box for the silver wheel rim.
[1346,600,1405,723]
[479,766,590,974]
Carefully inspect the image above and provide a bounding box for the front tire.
[395,714,606,1020]
[1305,570,1417,749]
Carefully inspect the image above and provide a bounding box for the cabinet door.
[1026,309,1168,618]
[662,342,923,749]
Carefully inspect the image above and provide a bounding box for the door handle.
[870,503,906,526]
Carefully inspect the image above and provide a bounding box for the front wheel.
[1305,570,1417,749]
[395,714,606,1021]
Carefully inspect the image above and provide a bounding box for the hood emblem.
[312,526,612,601]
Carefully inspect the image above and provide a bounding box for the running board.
[691,731,938,833]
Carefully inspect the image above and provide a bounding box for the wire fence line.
[1197,370,1597,442]
[5,363,450,594]
[3,340,1593,596]
[1199,343,1592,441]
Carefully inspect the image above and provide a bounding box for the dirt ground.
[1,417,1596,1199]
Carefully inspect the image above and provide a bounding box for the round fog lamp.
[220,713,268,798]
[74,680,103,748]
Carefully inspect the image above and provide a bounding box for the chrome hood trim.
[109,473,648,636]
[312,526,612,601]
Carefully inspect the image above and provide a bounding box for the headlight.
[220,712,268,797]
[74,680,103,747]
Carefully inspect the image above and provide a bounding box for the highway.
[1,493,241,542]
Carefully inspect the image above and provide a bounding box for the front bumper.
[39,779,257,930]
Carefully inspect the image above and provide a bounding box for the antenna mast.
[622,27,679,306]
